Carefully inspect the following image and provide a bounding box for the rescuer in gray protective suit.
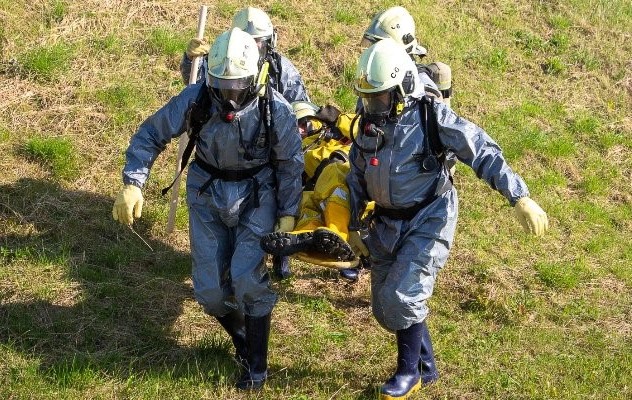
[112,28,303,390]
[182,6,310,280]
[347,39,548,399]
[182,6,310,104]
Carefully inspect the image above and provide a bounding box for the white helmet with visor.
[207,28,260,109]
[291,101,324,138]
[361,6,426,57]
[355,38,417,119]
[231,7,277,58]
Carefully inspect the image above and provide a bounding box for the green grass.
[24,137,79,179]
[333,8,360,25]
[268,2,295,20]
[534,260,589,289]
[18,42,74,81]
[91,34,123,55]
[1,0,631,398]
[46,0,68,26]
[147,28,188,57]
[0,125,9,142]
[95,83,152,126]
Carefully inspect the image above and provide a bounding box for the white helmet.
[291,101,324,137]
[361,6,426,57]
[355,39,417,118]
[207,28,260,107]
[292,101,320,120]
[231,7,277,49]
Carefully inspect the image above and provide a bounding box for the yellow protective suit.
[302,113,355,180]
[262,113,372,269]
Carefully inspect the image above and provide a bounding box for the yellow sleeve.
[335,113,358,140]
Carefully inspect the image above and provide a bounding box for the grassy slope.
[1,0,631,399]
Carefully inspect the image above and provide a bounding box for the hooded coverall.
[347,88,529,331]
[122,83,303,317]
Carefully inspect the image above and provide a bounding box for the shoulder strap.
[419,96,444,158]
[416,63,433,77]
[267,52,283,93]
[259,84,276,141]
[181,85,211,167]
[161,85,212,196]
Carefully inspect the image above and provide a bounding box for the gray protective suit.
[122,83,304,317]
[347,79,529,331]
[180,53,310,103]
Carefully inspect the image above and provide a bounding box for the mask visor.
[208,76,253,107]
[359,91,393,116]
[360,35,378,48]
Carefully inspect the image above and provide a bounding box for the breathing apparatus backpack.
[417,61,452,105]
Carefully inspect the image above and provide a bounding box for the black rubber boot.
[215,310,248,365]
[260,231,314,256]
[236,313,271,390]
[313,228,355,261]
[419,320,439,385]
[380,323,423,399]
[339,267,360,282]
[272,255,292,280]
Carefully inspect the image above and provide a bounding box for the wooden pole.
[166,5,208,234]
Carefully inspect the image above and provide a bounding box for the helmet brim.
[207,75,253,90]
[409,44,427,56]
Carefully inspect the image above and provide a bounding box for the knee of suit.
[232,267,278,317]
[372,292,431,332]
[196,289,233,317]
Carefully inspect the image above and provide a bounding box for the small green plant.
[269,2,294,20]
[330,33,346,47]
[570,115,601,135]
[544,135,576,157]
[147,28,186,57]
[0,246,33,263]
[292,41,320,60]
[598,130,628,150]
[19,42,73,81]
[217,4,239,19]
[572,50,601,71]
[95,84,150,125]
[486,48,509,72]
[333,87,356,111]
[46,0,67,26]
[548,14,572,30]
[24,137,79,179]
[91,34,121,54]
[0,125,10,142]
[514,30,546,53]
[334,8,360,24]
[579,173,609,195]
[542,57,565,75]
[548,32,570,52]
[534,260,588,289]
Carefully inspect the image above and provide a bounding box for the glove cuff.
[514,197,531,208]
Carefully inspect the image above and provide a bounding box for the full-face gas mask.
[208,75,256,122]
[207,28,260,123]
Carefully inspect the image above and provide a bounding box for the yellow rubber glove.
[514,197,549,236]
[348,231,369,257]
[112,184,144,225]
[275,216,296,232]
[186,37,210,59]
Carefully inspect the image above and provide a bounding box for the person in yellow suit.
[261,102,369,280]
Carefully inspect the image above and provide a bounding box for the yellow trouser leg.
[322,201,350,241]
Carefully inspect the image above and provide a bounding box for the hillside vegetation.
[1,0,631,399]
